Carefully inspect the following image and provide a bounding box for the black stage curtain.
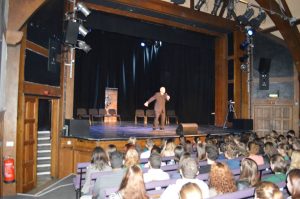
[74,30,215,124]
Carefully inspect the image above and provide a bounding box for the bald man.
[144,87,170,130]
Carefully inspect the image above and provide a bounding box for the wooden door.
[22,96,38,192]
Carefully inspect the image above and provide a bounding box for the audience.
[93,151,125,199]
[277,143,291,161]
[106,144,117,160]
[224,142,240,170]
[199,144,218,174]
[140,139,154,159]
[160,157,209,199]
[287,169,300,199]
[262,154,287,183]
[208,162,237,196]
[109,165,148,199]
[237,158,259,190]
[254,181,283,199]
[161,138,176,157]
[248,141,264,165]
[124,148,139,168]
[82,147,112,195]
[263,142,278,164]
[288,150,300,172]
[196,142,206,162]
[179,182,203,199]
[174,145,185,164]
[143,153,170,183]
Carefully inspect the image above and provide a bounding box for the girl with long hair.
[237,158,260,190]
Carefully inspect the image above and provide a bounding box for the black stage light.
[249,10,266,29]
[237,7,254,26]
[211,0,222,15]
[195,0,206,10]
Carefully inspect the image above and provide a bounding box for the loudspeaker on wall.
[64,21,80,45]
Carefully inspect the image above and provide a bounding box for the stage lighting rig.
[194,0,206,11]
[211,0,222,15]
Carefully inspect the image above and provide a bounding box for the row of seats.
[135,109,178,124]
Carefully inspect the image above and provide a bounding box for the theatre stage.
[67,121,245,141]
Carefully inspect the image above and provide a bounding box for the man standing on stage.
[144,87,170,130]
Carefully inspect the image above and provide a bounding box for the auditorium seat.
[145,109,155,124]
[166,110,178,124]
[89,108,105,124]
[108,109,121,122]
[135,109,146,124]
[77,108,90,122]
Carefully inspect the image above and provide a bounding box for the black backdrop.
[74,29,215,124]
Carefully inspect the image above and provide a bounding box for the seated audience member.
[93,151,126,199]
[82,147,112,194]
[292,139,300,151]
[287,130,296,138]
[287,169,300,199]
[106,144,117,160]
[179,135,186,146]
[288,150,300,173]
[248,141,264,165]
[179,182,203,199]
[199,144,219,174]
[143,152,170,183]
[160,157,209,199]
[217,142,226,160]
[263,142,278,164]
[237,158,259,190]
[174,145,185,164]
[124,148,139,168]
[224,142,240,170]
[140,139,154,159]
[263,154,287,183]
[254,182,283,199]
[150,145,161,154]
[277,143,291,161]
[196,143,206,162]
[184,140,193,154]
[127,136,142,154]
[161,138,176,157]
[109,165,148,199]
[208,162,237,197]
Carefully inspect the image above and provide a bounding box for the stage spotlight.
[77,40,91,53]
[76,2,91,17]
[211,0,222,15]
[240,40,249,50]
[237,7,254,26]
[245,26,255,36]
[154,40,162,48]
[140,42,146,47]
[249,10,266,29]
[240,63,248,72]
[78,24,89,37]
[226,0,236,20]
[195,0,206,11]
[239,54,249,63]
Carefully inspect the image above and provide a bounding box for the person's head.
[248,141,260,155]
[110,151,124,169]
[124,148,139,168]
[209,162,237,194]
[179,135,186,145]
[91,146,109,170]
[239,158,259,186]
[292,139,300,151]
[179,157,199,179]
[174,145,185,163]
[149,153,162,169]
[196,143,206,161]
[179,182,203,199]
[205,144,219,162]
[276,135,287,145]
[270,154,287,173]
[287,169,300,199]
[151,145,161,154]
[119,165,148,199]
[264,142,278,158]
[106,144,117,159]
[160,87,166,94]
[224,142,238,159]
[287,130,296,137]
[128,137,137,145]
[277,143,291,157]
[124,143,135,153]
[145,139,154,150]
[254,182,283,199]
[184,142,193,154]
[290,150,300,170]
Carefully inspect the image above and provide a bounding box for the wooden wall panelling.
[215,35,228,126]
[0,111,4,197]
[23,82,61,97]
[50,99,60,178]
[58,138,74,178]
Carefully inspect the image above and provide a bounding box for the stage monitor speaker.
[233,119,253,130]
[64,119,89,136]
[176,123,198,135]
[64,21,80,45]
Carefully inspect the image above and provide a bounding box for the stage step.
[37,131,51,179]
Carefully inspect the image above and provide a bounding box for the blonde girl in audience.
[82,147,112,194]
[161,138,176,157]
[179,182,203,199]
[109,165,148,199]
[288,150,300,173]
[287,169,300,199]
[254,182,283,199]
[124,148,140,168]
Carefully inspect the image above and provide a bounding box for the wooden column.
[215,35,228,126]
[0,111,4,197]
[233,31,249,118]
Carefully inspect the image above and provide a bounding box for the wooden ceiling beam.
[256,0,300,72]
[280,0,292,18]
[261,19,300,33]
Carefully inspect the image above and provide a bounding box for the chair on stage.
[145,109,155,124]
[89,108,105,124]
[108,109,121,122]
[135,109,146,124]
[77,108,90,121]
[166,110,178,125]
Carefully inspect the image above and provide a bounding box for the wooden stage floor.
[68,121,245,141]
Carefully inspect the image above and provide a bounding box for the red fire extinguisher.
[3,156,15,183]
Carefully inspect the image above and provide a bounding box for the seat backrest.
[146,109,155,117]
[77,108,87,115]
[135,109,145,117]
[99,108,107,115]
[167,110,176,116]
[108,109,117,115]
[89,108,98,115]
